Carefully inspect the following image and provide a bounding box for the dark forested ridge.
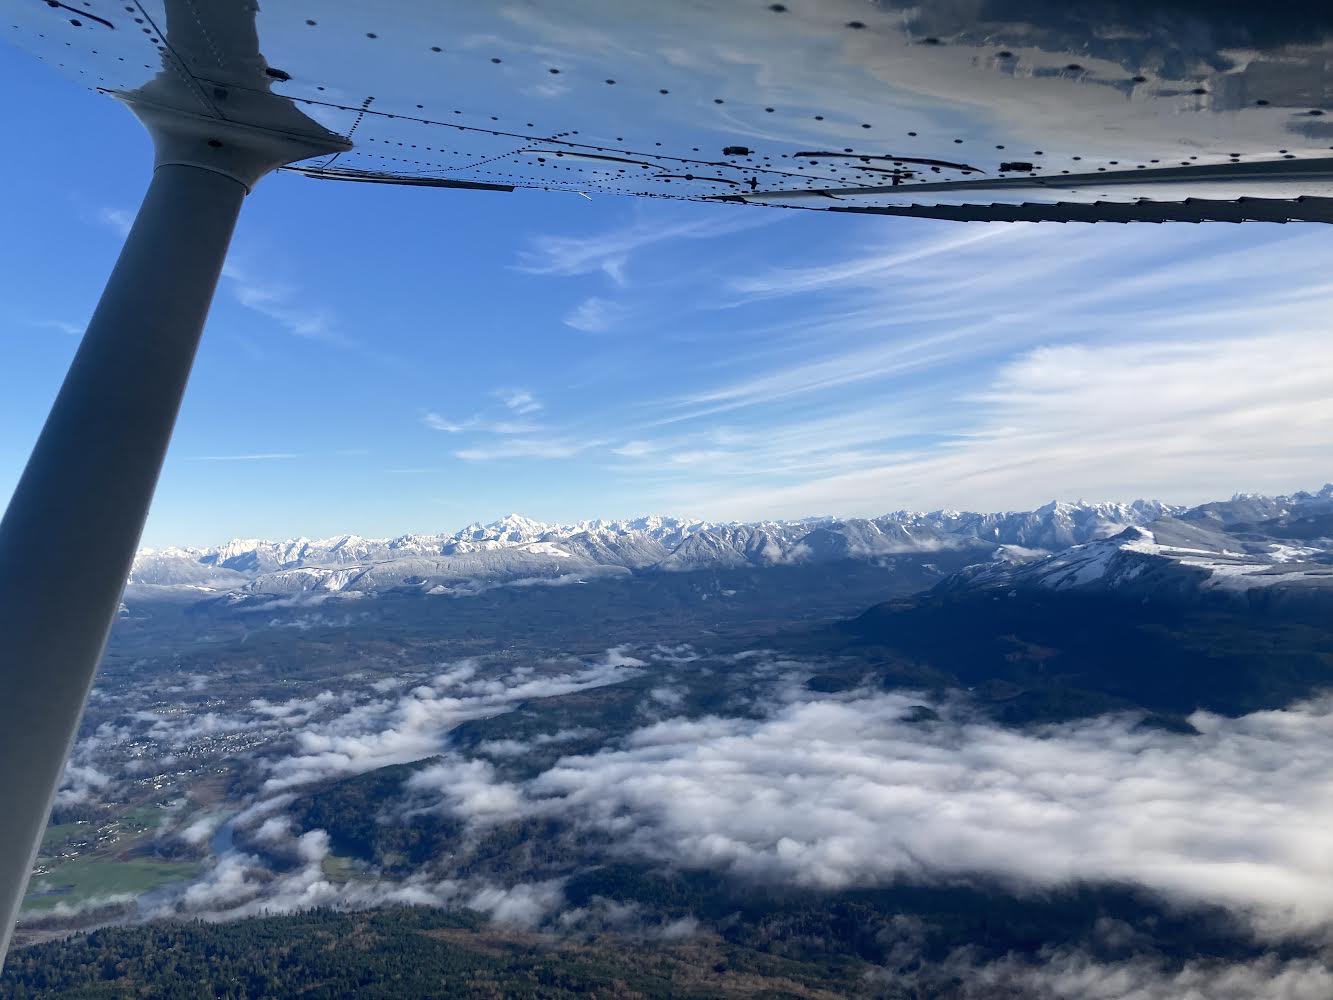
[819,588,1333,724]
[0,906,861,999]
[7,864,1301,997]
[1,876,1297,1000]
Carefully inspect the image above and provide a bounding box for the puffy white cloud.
[180,852,267,912]
[407,760,525,822]
[466,881,565,929]
[477,729,596,759]
[16,893,136,924]
[657,916,700,940]
[648,686,684,708]
[261,649,642,791]
[156,820,561,931]
[938,949,1333,1000]
[295,829,330,865]
[552,897,703,941]
[403,690,1333,938]
[231,794,296,831]
[249,692,338,720]
[54,763,112,806]
[476,738,530,758]
[179,813,224,846]
[252,817,293,845]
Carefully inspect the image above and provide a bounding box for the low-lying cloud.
[933,949,1333,1000]
[262,648,643,791]
[156,814,565,930]
[409,688,1333,939]
[49,642,1333,996]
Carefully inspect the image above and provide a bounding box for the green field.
[319,854,358,883]
[23,856,199,912]
[120,804,169,832]
[38,822,87,852]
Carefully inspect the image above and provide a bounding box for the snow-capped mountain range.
[940,486,1333,597]
[128,488,1333,600]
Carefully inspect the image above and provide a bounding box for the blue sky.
[3,53,1332,547]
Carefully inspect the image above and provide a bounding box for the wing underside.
[828,196,1333,224]
[7,0,1333,221]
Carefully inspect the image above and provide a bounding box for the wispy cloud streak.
[516,211,775,284]
[187,453,302,462]
[220,260,350,347]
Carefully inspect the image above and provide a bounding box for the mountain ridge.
[126,486,1333,601]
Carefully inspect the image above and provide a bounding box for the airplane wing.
[6,0,1333,218]
[830,197,1333,224]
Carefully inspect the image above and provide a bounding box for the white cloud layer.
[945,949,1333,1000]
[56,642,1333,994]
[599,223,1333,520]
[155,815,564,930]
[262,649,643,791]
[695,328,1333,518]
[54,763,112,806]
[410,688,1333,939]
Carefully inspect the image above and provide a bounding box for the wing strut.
[0,97,345,962]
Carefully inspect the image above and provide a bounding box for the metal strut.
[0,102,346,961]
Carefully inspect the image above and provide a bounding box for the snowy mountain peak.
[938,511,1333,598]
[486,513,553,538]
[125,489,1333,600]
